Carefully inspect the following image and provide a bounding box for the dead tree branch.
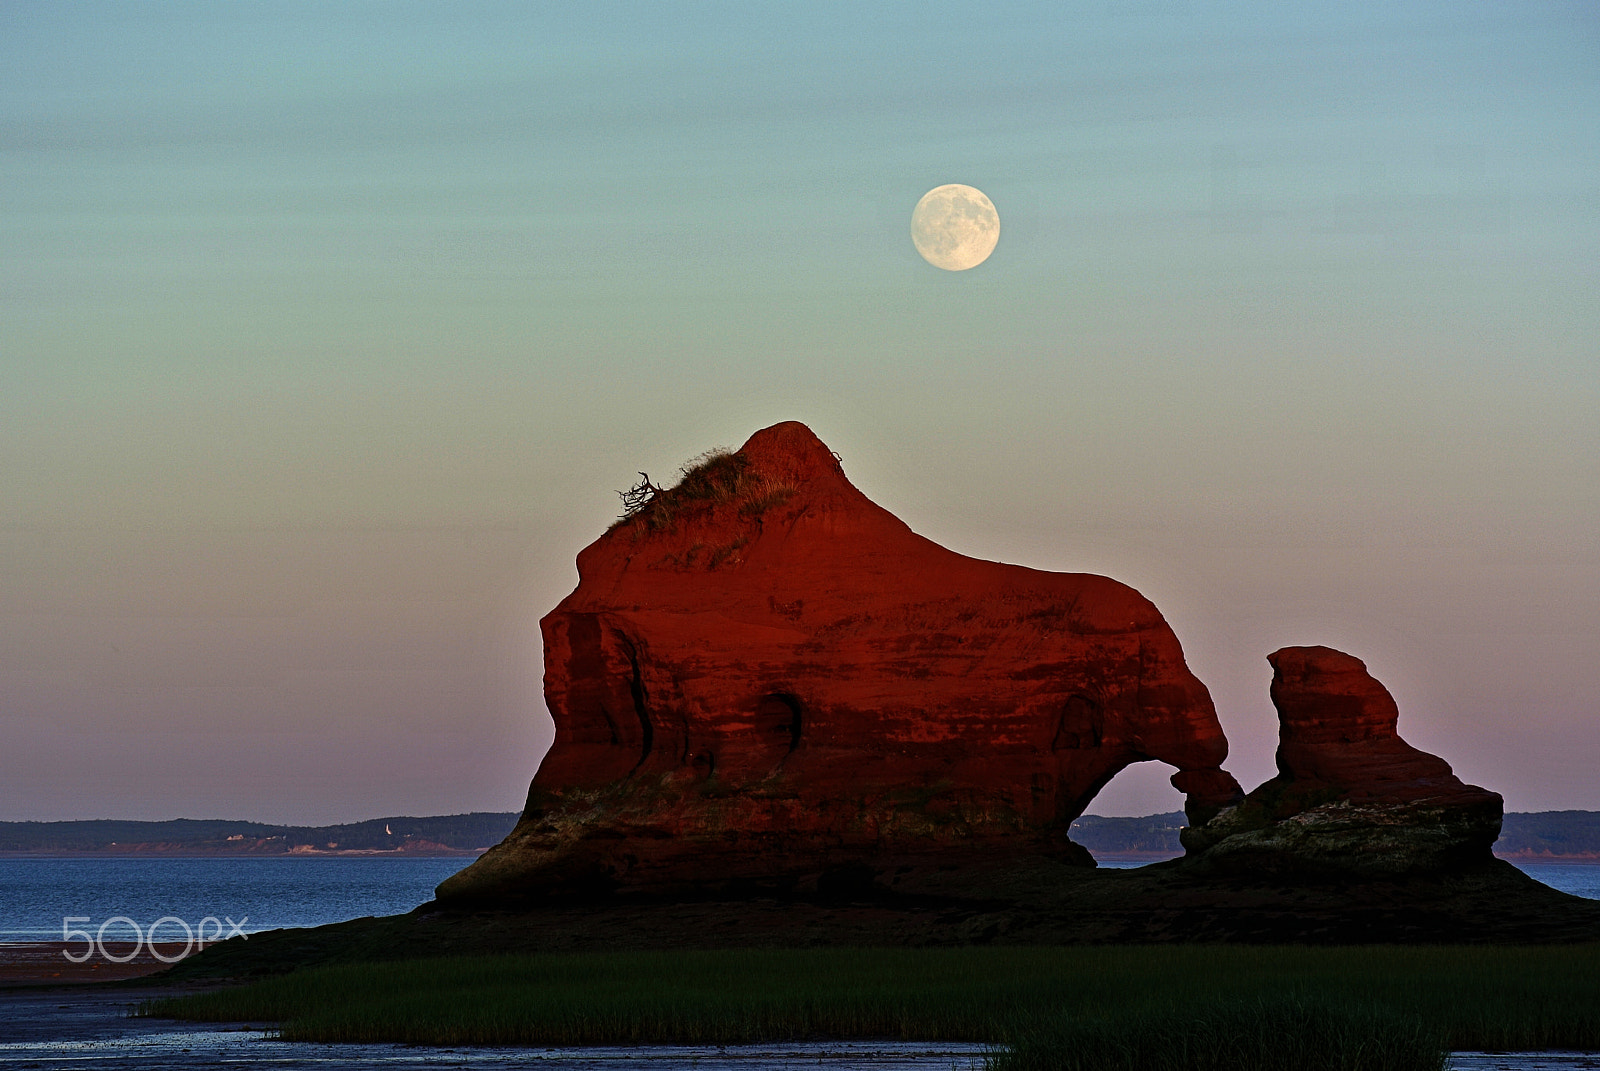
[618,473,662,518]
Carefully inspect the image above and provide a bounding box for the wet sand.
[0,981,1594,1070]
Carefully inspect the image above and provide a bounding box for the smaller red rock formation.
[1266,646,1495,808]
[1183,646,1502,875]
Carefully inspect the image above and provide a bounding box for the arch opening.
[1069,760,1188,867]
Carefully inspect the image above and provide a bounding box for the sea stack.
[439,421,1241,904]
[1183,645,1503,875]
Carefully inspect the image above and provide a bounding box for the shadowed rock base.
[158,857,1600,983]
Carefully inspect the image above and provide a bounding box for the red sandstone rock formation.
[440,422,1240,903]
[1266,646,1497,806]
[1183,646,1502,875]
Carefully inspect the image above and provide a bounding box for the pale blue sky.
[3,2,1597,821]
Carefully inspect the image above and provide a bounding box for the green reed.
[140,943,1600,1063]
[994,999,1448,1071]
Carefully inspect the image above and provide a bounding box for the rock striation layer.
[440,421,1241,904]
[1182,646,1502,875]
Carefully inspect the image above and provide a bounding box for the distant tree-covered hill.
[1069,812,1186,855]
[0,812,520,855]
[1496,811,1600,859]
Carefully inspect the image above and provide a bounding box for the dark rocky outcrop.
[439,422,1241,904]
[175,852,1600,983]
[1182,646,1503,876]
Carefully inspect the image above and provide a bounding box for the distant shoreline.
[3,848,1597,862]
[0,812,520,857]
[0,847,486,858]
[5,810,1598,861]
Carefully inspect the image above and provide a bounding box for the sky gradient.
[3,2,1597,823]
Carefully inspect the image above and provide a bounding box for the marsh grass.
[996,999,1448,1071]
[141,944,1600,1064]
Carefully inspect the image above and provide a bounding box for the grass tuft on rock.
[613,448,796,535]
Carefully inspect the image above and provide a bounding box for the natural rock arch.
[440,423,1242,904]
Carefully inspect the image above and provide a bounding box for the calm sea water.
[1509,862,1600,900]
[0,856,471,942]
[0,855,1593,945]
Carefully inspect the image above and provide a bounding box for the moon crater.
[911,184,999,271]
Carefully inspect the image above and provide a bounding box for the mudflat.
[0,942,193,987]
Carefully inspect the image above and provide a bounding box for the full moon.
[910,184,1000,271]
